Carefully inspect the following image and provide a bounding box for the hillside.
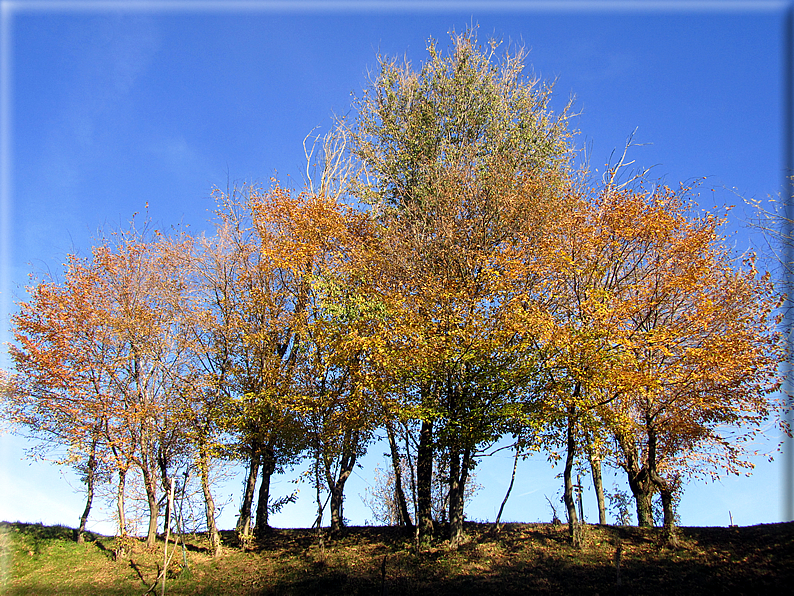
[2,520,792,595]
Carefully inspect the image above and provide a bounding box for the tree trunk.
[658,485,678,538]
[236,448,260,538]
[416,418,434,546]
[76,443,98,543]
[386,421,412,527]
[142,468,159,548]
[660,489,675,528]
[404,423,418,519]
[329,430,359,533]
[447,446,460,534]
[589,453,607,525]
[198,445,222,556]
[562,402,582,547]
[563,404,583,547]
[448,448,471,546]
[627,470,654,527]
[255,444,276,538]
[117,468,128,536]
[494,441,520,531]
[109,439,129,537]
[647,423,678,547]
[657,484,679,546]
[614,428,654,527]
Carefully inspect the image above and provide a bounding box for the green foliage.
[352,28,573,211]
[309,273,387,325]
[606,488,634,526]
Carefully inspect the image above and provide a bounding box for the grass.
[1,520,793,594]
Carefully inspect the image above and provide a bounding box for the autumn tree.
[89,229,201,547]
[5,247,168,541]
[251,180,379,534]
[601,184,784,538]
[4,269,114,543]
[532,173,662,545]
[297,313,375,534]
[196,186,309,540]
[103,232,198,546]
[351,28,574,545]
[151,232,231,555]
[540,175,784,540]
[6,225,200,547]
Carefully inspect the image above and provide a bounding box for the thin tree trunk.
[76,442,98,543]
[160,462,172,550]
[109,438,128,537]
[135,357,159,548]
[648,427,678,546]
[161,478,175,596]
[386,421,412,527]
[563,403,583,547]
[255,444,276,538]
[416,418,434,546]
[658,484,676,530]
[657,485,679,546]
[314,438,324,530]
[562,427,579,527]
[405,422,418,518]
[448,445,460,534]
[329,430,359,533]
[589,452,607,525]
[494,441,520,531]
[198,445,222,556]
[236,448,260,538]
[117,468,128,536]
[657,482,677,530]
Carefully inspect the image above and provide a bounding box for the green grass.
[2,520,793,595]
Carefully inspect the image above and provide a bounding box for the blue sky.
[1,0,791,535]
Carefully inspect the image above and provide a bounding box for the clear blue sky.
[1,0,790,535]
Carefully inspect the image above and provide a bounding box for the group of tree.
[1,29,786,552]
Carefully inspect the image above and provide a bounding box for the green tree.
[351,28,574,546]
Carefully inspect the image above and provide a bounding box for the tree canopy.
[2,29,786,549]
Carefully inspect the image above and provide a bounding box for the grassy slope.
[1,520,793,595]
